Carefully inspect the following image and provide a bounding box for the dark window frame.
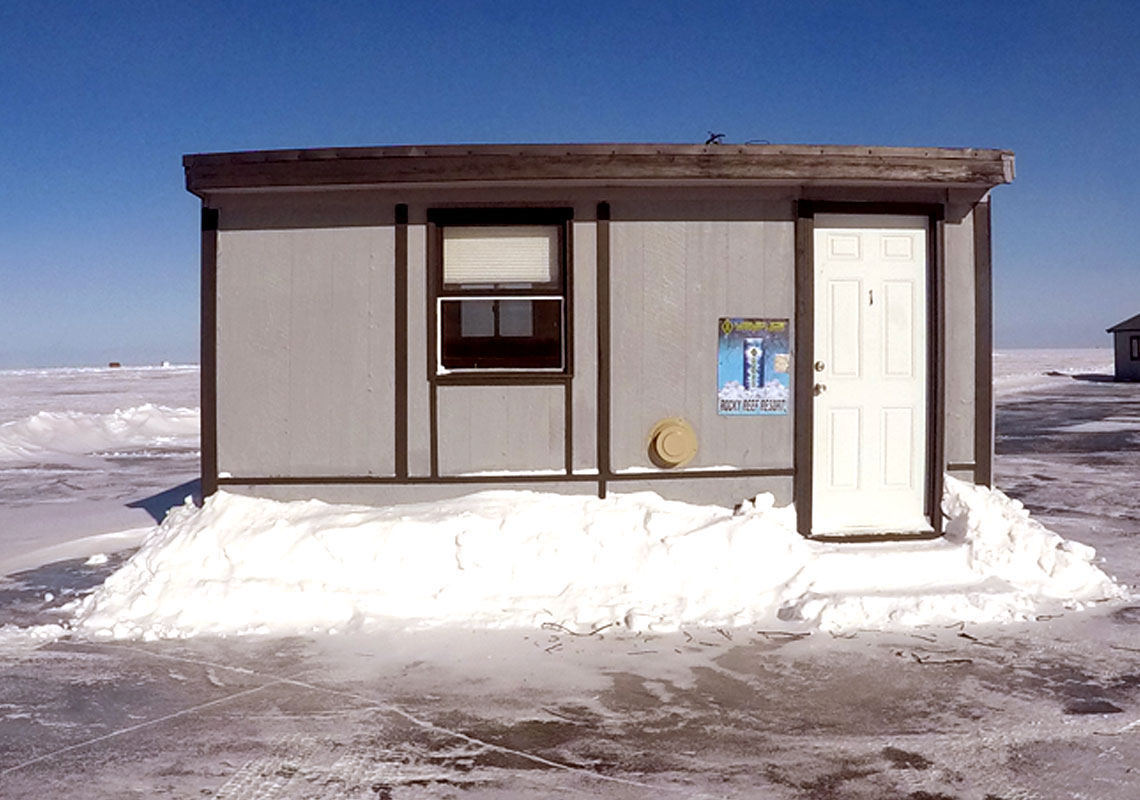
[1130,334,1140,361]
[428,208,573,378]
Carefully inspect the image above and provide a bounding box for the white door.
[812,215,930,535]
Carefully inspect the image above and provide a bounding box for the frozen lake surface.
[0,365,199,576]
[2,350,1139,798]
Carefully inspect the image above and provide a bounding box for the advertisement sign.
[717,318,790,415]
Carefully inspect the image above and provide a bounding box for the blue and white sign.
[717,318,790,416]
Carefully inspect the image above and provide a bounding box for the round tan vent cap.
[648,417,698,469]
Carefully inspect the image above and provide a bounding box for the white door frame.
[794,202,944,540]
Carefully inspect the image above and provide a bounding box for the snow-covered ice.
[0,365,199,575]
[3,348,1140,799]
[992,347,1113,394]
[0,350,1129,643]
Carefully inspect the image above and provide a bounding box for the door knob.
[813,383,827,396]
[814,361,825,372]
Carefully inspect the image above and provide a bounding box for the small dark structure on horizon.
[1107,313,1140,381]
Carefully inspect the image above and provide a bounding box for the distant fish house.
[184,143,1014,539]
[1107,313,1140,381]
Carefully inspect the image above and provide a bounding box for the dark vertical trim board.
[200,207,219,498]
[394,204,409,478]
[563,217,575,474]
[564,381,574,475]
[973,199,994,487]
[930,213,947,534]
[793,200,814,537]
[595,202,611,499]
[426,220,440,478]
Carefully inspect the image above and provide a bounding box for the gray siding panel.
[406,223,432,475]
[225,476,790,509]
[609,218,795,472]
[228,481,594,506]
[437,385,565,474]
[612,476,793,508]
[943,210,976,467]
[571,221,599,473]
[216,226,395,477]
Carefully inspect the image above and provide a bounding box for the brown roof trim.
[1107,312,1140,332]
[183,143,1015,195]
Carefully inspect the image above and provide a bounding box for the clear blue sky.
[1,1,1137,367]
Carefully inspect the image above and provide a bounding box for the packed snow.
[0,352,1129,643]
[59,477,1124,641]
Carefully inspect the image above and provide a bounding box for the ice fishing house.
[1107,313,1140,381]
[184,143,1014,539]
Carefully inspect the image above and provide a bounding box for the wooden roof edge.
[184,142,1014,167]
[1107,312,1140,332]
[183,143,1016,195]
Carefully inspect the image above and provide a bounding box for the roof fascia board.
[185,145,1014,197]
[192,177,1002,198]
[1107,315,1140,332]
[183,143,1013,163]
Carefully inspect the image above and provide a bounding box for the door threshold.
[807,528,941,543]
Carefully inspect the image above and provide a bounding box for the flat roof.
[184,143,1015,195]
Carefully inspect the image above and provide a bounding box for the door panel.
[881,407,914,488]
[829,279,862,377]
[828,408,862,489]
[883,281,915,377]
[812,215,929,534]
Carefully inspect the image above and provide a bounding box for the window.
[1131,335,1140,361]
[431,210,570,373]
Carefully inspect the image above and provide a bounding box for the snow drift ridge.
[66,478,1126,641]
[0,404,200,462]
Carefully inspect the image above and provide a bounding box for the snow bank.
[0,404,199,462]
[65,479,1126,641]
[784,477,1126,630]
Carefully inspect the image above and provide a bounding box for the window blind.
[443,226,558,284]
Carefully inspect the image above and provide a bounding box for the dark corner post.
[200,206,219,498]
[563,213,575,476]
[394,203,409,479]
[931,207,947,534]
[973,197,994,487]
[596,202,611,499]
[793,200,814,537]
